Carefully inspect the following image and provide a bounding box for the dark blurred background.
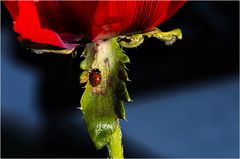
[1,1,239,158]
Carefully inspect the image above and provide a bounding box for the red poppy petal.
[144,1,186,32]
[4,1,186,48]
[91,1,136,41]
[35,1,95,39]
[4,1,77,49]
[3,1,19,20]
[91,1,186,41]
[167,0,186,17]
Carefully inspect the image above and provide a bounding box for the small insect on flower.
[89,68,102,87]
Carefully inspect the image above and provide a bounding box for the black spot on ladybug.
[89,68,102,87]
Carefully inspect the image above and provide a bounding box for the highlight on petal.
[3,0,186,49]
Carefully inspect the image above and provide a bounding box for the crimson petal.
[3,1,186,49]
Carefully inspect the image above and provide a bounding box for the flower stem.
[80,38,129,158]
[107,123,124,159]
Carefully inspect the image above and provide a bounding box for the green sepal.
[116,81,131,102]
[114,41,131,63]
[116,50,130,63]
[80,70,89,84]
[118,67,131,82]
[118,34,144,48]
[114,99,126,120]
[81,82,118,149]
[21,39,75,54]
[80,39,130,151]
[118,27,182,48]
[79,45,95,70]
[151,28,182,45]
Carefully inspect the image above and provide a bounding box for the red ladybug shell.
[89,68,102,87]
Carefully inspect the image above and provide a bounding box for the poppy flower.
[3,1,186,50]
[3,1,187,157]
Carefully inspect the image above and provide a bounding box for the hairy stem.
[107,123,123,159]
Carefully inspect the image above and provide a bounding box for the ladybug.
[89,68,102,87]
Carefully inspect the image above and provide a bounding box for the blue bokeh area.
[121,76,239,157]
[1,1,239,158]
[1,28,42,130]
